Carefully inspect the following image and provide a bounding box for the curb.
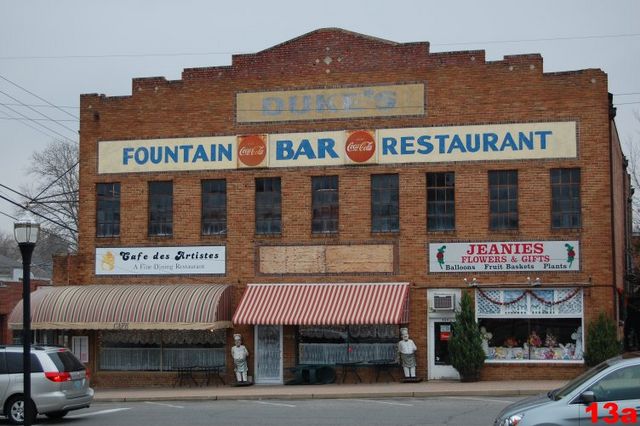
[94,388,545,403]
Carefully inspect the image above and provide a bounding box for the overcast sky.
[1,0,639,237]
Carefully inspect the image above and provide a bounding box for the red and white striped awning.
[233,283,410,325]
[9,284,233,330]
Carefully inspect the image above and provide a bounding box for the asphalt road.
[0,396,520,426]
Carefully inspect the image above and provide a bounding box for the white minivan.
[1,345,94,425]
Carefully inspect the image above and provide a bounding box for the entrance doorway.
[254,325,282,384]
[428,319,459,380]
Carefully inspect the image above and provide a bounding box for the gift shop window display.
[476,288,584,362]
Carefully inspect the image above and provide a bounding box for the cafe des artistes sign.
[429,241,579,273]
[95,246,225,275]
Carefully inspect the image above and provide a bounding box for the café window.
[255,177,281,234]
[476,288,583,362]
[312,175,338,234]
[427,172,455,231]
[148,181,173,236]
[298,325,398,365]
[551,168,581,229]
[99,330,226,371]
[201,179,227,235]
[96,183,120,237]
[489,170,518,230]
[371,174,399,233]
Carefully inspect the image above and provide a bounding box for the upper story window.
[371,174,399,233]
[551,168,581,229]
[489,170,518,230]
[255,177,281,235]
[201,179,227,235]
[427,172,455,231]
[96,183,120,237]
[312,176,338,234]
[148,181,173,236]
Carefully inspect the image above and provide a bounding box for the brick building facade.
[32,28,631,386]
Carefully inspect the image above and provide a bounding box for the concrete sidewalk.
[94,380,566,402]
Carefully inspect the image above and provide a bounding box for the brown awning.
[9,284,233,330]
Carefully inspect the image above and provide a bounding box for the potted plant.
[584,312,621,366]
[448,291,486,382]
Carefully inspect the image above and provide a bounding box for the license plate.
[73,379,84,389]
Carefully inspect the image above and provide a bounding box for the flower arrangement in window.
[544,331,557,348]
[504,337,518,348]
[527,331,542,347]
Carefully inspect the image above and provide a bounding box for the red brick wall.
[0,280,48,344]
[73,28,626,382]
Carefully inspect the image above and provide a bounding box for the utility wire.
[0,89,78,135]
[0,102,79,109]
[0,193,77,233]
[0,74,79,120]
[0,103,76,143]
[1,32,638,61]
[0,105,65,141]
[0,117,77,122]
[0,182,77,231]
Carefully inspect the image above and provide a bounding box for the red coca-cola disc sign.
[345,130,375,163]
[238,135,267,167]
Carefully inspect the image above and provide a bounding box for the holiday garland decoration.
[477,287,581,306]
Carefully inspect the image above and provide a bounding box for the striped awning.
[233,282,410,325]
[9,284,233,330]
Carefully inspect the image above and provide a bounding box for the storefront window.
[99,330,226,371]
[476,288,583,362]
[298,325,398,364]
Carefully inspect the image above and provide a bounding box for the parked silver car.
[1,345,94,425]
[494,352,640,425]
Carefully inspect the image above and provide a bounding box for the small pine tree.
[449,291,485,381]
[584,312,621,366]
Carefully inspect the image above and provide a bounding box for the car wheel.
[6,395,35,425]
[45,410,69,419]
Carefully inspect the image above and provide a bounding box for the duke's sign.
[236,84,425,122]
[98,121,576,174]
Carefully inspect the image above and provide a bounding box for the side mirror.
[580,391,596,404]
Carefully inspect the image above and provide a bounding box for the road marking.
[349,399,414,407]
[67,408,131,418]
[443,396,514,404]
[240,400,297,408]
[145,401,184,409]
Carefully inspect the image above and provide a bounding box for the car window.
[5,353,44,374]
[554,361,610,400]
[588,365,640,402]
[48,351,85,372]
[0,352,6,374]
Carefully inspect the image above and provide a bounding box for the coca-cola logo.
[345,130,375,163]
[238,135,267,167]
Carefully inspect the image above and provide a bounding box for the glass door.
[254,325,282,384]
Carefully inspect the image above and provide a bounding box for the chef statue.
[231,333,249,383]
[397,328,418,380]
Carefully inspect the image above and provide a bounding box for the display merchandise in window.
[476,288,583,362]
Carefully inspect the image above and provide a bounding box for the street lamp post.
[14,213,40,426]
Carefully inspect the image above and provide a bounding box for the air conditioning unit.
[432,293,456,311]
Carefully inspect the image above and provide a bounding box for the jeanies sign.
[95,246,225,275]
[98,121,576,174]
[429,241,579,273]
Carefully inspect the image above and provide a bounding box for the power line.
[0,192,77,234]
[0,102,79,109]
[0,32,638,61]
[0,103,77,143]
[0,74,79,120]
[0,105,66,141]
[0,89,78,135]
[0,117,77,122]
